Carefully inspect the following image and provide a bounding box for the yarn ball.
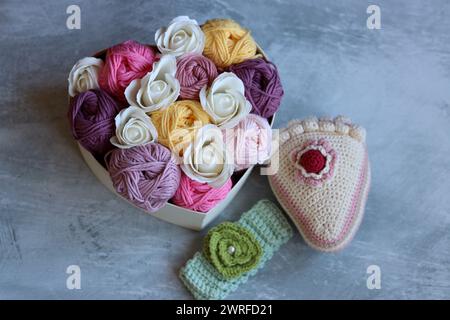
[150,100,211,154]
[229,58,284,119]
[106,143,181,213]
[202,19,258,69]
[99,40,158,104]
[68,89,121,158]
[175,53,218,100]
[223,114,272,171]
[172,173,232,213]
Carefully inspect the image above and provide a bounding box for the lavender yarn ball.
[229,58,284,119]
[68,89,121,157]
[106,143,181,213]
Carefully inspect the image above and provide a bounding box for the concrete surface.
[0,0,449,299]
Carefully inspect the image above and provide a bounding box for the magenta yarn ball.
[106,143,181,213]
[172,173,232,213]
[175,53,218,100]
[99,40,158,104]
[229,58,284,119]
[68,89,120,158]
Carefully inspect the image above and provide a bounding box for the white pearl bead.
[228,246,236,254]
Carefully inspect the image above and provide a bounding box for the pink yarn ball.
[175,53,218,100]
[99,40,158,104]
[106,143,181,213]
[172,173,232,213]
[223,114,272,171]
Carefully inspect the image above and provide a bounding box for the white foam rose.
[110,106,158,149]
[181,124,234,188]
[200,72,252,129]
[155,16,205,57]
[68,57,104,97]
[125,55,180,112]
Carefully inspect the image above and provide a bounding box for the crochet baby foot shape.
[268,116,371,252]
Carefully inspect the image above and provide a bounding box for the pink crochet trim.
[272,151,369,249]
[290,139,337,187]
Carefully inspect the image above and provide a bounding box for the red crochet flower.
[290,139,337,187]
[299,149,327,174]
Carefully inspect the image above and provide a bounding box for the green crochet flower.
[203,222,262,279]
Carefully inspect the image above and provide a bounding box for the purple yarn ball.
[106,143,181,213]
[229,58,284,119]
[68,89,121,157]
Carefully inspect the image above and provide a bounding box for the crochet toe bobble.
[68,89,121,158]
[224,114,272,171]
[99,40,158,104]
[175,54,218,100]
[150,100,211,154]
[201,19,258,68]
[106,143,181,213]
[172,173,232,213]
[229,58,284,119]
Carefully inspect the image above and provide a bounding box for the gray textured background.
[1,0,449,299]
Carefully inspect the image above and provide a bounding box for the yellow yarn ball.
[202,19,258,68]
[150,100,211,154]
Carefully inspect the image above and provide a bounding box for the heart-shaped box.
[75,43,274,231]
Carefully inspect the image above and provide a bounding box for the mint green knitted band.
[179,200,293,300]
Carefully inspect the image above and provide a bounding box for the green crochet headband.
[179,200,293,300]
